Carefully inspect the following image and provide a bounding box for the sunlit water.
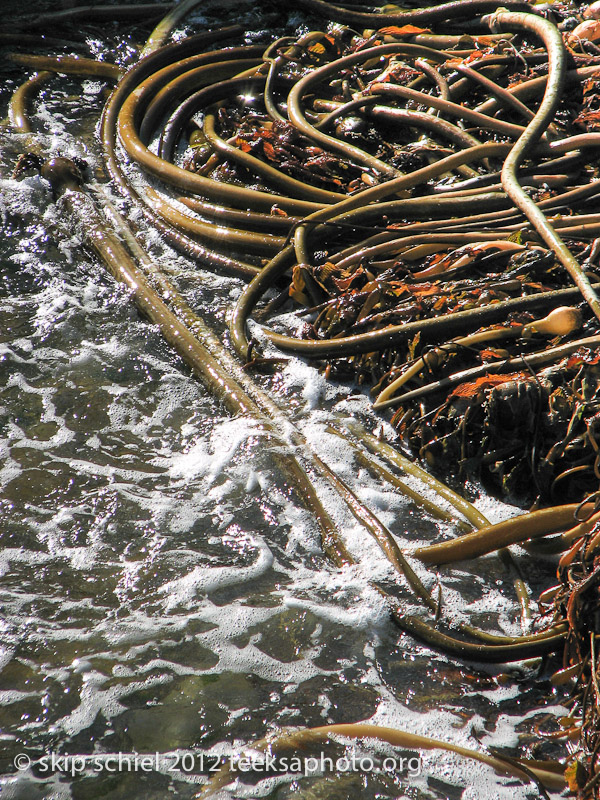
[0,3,570,798]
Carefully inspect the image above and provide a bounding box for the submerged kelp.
[4,0,600,798]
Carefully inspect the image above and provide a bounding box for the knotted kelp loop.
[7,0,600,794]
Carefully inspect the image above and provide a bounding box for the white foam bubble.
[283,585,389,631]
[159,534,274,609]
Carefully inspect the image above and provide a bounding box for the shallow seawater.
[0,3,569,799]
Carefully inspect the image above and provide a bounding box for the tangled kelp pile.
[6,0,600,796]
[215,3,600,506]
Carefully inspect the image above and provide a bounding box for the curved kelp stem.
[309,451,438,611]
[414,504,588,564]
[486,10,600,323]
[8,70,52,134]
[335,421,534,629]
[262,284,600,359]
[195,722,565,798]
[338,421,490,530]
[278,0,534,27]
[98,26,265,280]
[140,0,203,56]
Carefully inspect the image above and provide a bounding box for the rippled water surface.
[0,3,569,798]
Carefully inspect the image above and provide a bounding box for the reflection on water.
[0,3,567,799]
